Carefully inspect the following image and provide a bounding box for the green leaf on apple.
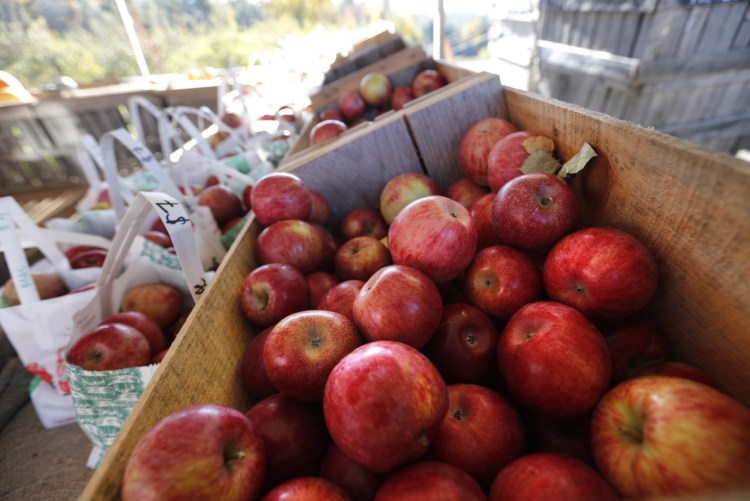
[520,150,562,175]
[558,143,597,180]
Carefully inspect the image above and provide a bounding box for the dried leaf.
[520,150,562,175]
[522,136,555,155]
[558,143,597,180]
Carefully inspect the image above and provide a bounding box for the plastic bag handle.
[99,128,190,222]
[96,191,207,317]
[128,96,169,158]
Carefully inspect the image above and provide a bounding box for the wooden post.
[433,0,445,60]
[114,0,151,78]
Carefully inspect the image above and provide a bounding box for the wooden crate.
[284,46,478,162]
[533,0,750,155]
[79,77,750,499]
[322,30,407,85]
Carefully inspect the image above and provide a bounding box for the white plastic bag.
[0,197,112,428]
[65,191,209,467]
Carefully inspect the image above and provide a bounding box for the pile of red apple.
[309,68,448,147]
[120,120,750,500]
[67,282,189,370]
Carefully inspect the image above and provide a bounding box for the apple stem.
[223,447,246,469]
[452,409,465,421]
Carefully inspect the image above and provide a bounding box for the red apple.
[334,236,392,282]
[338,90,366,123]
[67,323,151,371]
[245,393,330,488]
[241,184,253,212]
[204,174,221,188]
[319,443,387,500]
[151,349,167,364]
[427,384,526,487]
[197,184,244,227]
[64,245,106,264]
[275,105,296,124]
[95,188,111,205]
[640,361,721,390]
[151,217,167,234]
[487,131,555,192]
[360,72,392,107]
[256,219,327,274]
[601,315,670,383]
[341,207,388,240]
[222,216,244,234]
[263,310,361,402]
[313,223,338,273]
[69,248,108,269]
[317,279,365,322]
[122,404,265,501]
[470,193,503,250]
[306,271,340,308]
[422,303,500,384]
[498,301,612,419]
[445,177,491,209]
[492,172,580,250]
[100,311,167,356]
[459,117,518,186]
[543,227,658,323]
[411,69,447,98]
[121,283,184,329]
[239,263,310,327]
[390,85,414,110]
[240,326,278,400]
[379,172,441,225]
[591,375,750,499]
[141,230,173,248]
[221,111,243,129]
[261,477,350,501]
[307,189,331,226]
[463,245,542,320]
[388,195,477,284]
[352,265,442,349]
[250,173,312,227]
[310,119,348,146]
[323,340,448,473]
[375,461,485,501]
[319,108,344,122]
[489,452,619,501]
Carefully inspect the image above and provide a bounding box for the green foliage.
[0,0,487,90]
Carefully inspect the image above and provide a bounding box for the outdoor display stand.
[77,73,750,499]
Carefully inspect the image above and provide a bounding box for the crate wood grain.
[539,1,750,59]
[78,81,750,500]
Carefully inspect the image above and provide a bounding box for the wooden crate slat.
[402,73,507,190]
[675,6,711,57]
[731,3,750,49]
[697,3,746,53]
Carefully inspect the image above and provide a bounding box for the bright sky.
[349,0,491,15]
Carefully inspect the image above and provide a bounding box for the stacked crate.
[533,0,750,155]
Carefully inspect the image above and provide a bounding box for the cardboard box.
[285,46,477,161]
[79,75,750,499]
